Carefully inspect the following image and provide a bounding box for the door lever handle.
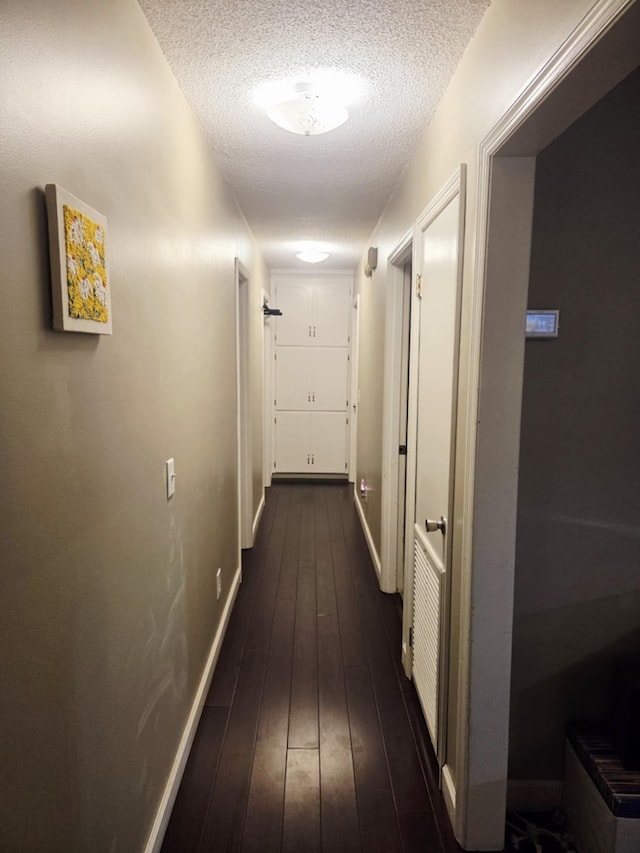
[425,516,446,535]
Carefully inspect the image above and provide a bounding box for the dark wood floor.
[161,482,460,853]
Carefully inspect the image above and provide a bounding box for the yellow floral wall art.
[63,205,109,323]
[45,184,112,334]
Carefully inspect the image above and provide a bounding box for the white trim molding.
[454,1,638,849]
[252,492,265,542]
[353,485,382,581]
[143,565,242,853]
[442,763,457,822]
[380,227,413,594]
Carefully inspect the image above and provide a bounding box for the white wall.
[510,66,640,783]
[0,1,266,850]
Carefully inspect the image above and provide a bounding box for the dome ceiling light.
[296,248,329,263]
[254,71,363,137]
[268,83,348,136]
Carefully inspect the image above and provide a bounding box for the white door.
[406,169,465,761]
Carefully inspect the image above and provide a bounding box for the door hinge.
[416,274,422,299]
[274,352,277,360]
[347,354,350,361]
[345,462,348,471]
[346,417,349,425]
[399,444,407,455]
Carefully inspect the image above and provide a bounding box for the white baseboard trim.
[506,779,563,812]
[252,492,265,541]
[442,763,457,823]
[143,564,242,853]
[353,485,382,581]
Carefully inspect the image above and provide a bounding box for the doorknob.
[425,516,446,535]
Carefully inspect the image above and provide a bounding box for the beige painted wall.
[0,1,266,850]
[352,0,613,814]
[355,0,597,553]
[510,66,640,782]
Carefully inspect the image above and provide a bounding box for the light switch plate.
[166,458,176,499]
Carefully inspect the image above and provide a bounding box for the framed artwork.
[45,184,112,334]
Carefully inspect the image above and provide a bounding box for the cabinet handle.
[313,325,317,337]
[309,325,312,337]
[312,393,315,402]
[311,454,315,465]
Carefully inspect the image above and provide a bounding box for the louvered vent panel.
[412,528,444,750]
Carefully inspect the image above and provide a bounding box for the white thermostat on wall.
[526,310,559,338]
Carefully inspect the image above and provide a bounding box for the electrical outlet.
[216,568,222,601]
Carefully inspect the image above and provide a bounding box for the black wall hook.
[263,299,282,317]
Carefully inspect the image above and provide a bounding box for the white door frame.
[453,2,639,848]
[380,229,413,593]
[348,293,360,483]
[262,288,274,490]
[235,258,253,554]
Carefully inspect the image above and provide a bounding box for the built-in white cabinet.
[271,274,352,476]
[274,277,351,347]
[275,347,349,411]
[274,411,348,474]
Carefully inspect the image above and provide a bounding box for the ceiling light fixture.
[254,71,363,137]
[268,83,348,136]
[296,249,329,264]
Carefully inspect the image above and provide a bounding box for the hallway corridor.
[161,482,458,852]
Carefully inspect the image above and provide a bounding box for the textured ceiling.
[137,0,491,270]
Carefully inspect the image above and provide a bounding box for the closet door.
[311,412,348,473]
[313,281,351,346]
[310,348,349,410]
[274,412,311,471]
[275,348,349,411]
[275,348,313,410]
[274,282,311,345]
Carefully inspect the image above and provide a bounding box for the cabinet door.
[274,282,311,346]
[310,348,349,410]
[313,282,351,346]
[311,412,348,473]
[275,348,313,410]
[274,412,311,472]
[274,412,348,474]
[276,347,349,411]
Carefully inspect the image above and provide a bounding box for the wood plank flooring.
[161,482,460,853]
